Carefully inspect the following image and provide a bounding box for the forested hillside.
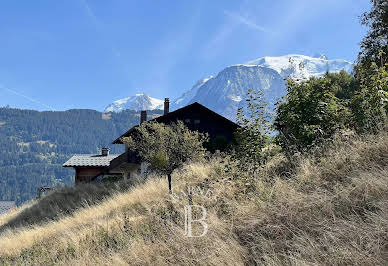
[0,107,162,204]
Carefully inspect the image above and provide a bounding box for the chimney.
[164,98,170,115]
[101,147,110,156]
[140,110,147,124]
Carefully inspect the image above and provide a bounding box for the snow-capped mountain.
[104,94,163,113]
[246,54,353,80]
[171,54,353,120]
[173,76,214,110]
[105,54,353,121]
[171,65,285,120]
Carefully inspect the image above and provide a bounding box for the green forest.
[0,108,162,204]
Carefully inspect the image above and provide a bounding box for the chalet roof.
[0,201,15,215]
[112,102,240,144]
[62,154,121,168]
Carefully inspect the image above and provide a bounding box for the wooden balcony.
[108,150,141,172]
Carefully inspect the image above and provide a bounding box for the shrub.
[274,71,356,154]
[352,62,388,133]
[233,88,272,175]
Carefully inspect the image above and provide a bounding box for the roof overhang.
[112,102,240,144]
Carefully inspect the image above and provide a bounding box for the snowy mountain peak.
[171,54,353,121]
[312,53,328,60]
[105,54,354,121]
[172,76,214,109]
[104,94,163,113]
[319,54,328,60]
[246,54,353,79]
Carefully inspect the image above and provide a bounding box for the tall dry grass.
[235,132,388,265]
[0,179,140,232]
[0,131,387,265]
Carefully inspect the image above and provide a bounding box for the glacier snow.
[104,93,163,113]
[105,54,353,121]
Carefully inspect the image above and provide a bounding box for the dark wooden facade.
[113,102,240,146]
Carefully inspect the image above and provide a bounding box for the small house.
[63,148,121,184]
[63,99,239,183]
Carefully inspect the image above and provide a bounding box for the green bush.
[233,88,272,174]
[274,71,355,153]
[352,62,388,133]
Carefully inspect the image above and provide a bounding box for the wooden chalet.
[63,148,122,184]
[63,99,239,183]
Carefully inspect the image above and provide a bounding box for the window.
[185,119,191,123]
[194,119,200,124]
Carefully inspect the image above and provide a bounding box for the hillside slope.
[0,131,386,265]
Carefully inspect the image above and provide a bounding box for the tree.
[121,121,208,192]
[233,88,272,174]
[358,0,388,67]
[274,71,355,153]
[354,0,388,133]
[352,61,388,133]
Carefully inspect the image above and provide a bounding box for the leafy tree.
[354,1,388,132]
[358,0,388,67]
[274,71,355,153]
[233,88,272,174]
[121,121,208,192]
[352,61,388,133]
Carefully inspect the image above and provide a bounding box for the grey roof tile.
[62,154,120,167]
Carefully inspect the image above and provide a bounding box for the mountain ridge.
[104,93,163,113]
[105,54,354,121]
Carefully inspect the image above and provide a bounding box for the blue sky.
[0,0,371,111]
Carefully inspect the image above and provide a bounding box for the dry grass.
[0,201,35,228]
[0,131,387,265]
[0,179,141,232]
[235,132,388,265]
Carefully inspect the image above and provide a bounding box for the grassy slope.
[0,132,387,265]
